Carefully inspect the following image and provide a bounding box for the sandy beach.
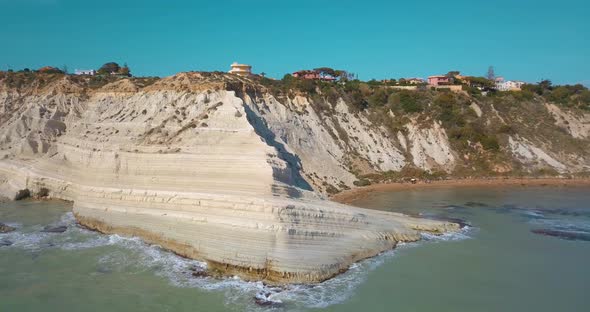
[331,177,590,204]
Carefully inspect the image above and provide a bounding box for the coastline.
[331,177,590,204]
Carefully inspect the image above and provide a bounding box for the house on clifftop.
[292,70,336,81]
[74,69,96,76]
[428,75,451,86]
[228,62,252,76]
[495,77,525,91]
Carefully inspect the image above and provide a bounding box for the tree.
[367,88,390,107]
[260,72,266,77]
[62,64,68,74]
[549,86,572,104]
[38,66,64,74]
[579,90,590,105]
[487,66,495,81]
[313,67,336,77]
[334,70,354,82]
[539,79,552,90]
[399,91,422,113]
[98,62,120,75]
[119,67,130,77]
[121,63,132,77]
[465,76,494,89]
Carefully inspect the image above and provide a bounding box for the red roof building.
[292,70,336,81]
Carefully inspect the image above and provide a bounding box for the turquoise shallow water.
[1,186,590,311]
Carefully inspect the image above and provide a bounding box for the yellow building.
[228,62,252,76]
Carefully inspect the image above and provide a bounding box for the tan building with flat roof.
[228,62,252,76]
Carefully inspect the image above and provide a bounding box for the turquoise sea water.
[1,186,590,311]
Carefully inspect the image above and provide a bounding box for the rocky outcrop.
[508,135,567,173]
[1,71,589,283]
[405,120,456,172]
[545,103,590,139]
[0,73,459,284]
[0,222,16,233]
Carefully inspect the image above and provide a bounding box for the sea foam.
[1,212,473,311]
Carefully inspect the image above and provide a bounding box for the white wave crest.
[1,212,472,311]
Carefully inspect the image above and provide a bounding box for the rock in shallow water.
[254,291,284,307]
[0,239,13,246]
[464,201,490,208]
[0,222,16,233]
[418,214,470,228]
[188,266,208,278]
[41,225,67,233]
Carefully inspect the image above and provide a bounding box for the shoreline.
[331,177,590,204]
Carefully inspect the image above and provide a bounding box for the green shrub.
[399,91,422,113]
[511,90,534,101]
[497,124,514,134]
[480,136,500,151]
[353,179,371,187]
[367,88,390,108]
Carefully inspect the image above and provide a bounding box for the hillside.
[0,70,587,282]
[1,71,589,193]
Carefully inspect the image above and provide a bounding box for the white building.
[74,69,96,76]
[228,62,252,76]
[496,80,526,91]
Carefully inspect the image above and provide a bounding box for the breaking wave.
[0,212,473,311]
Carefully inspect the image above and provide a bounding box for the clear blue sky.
[1,0,589,85]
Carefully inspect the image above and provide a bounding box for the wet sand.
[331,177,590,204]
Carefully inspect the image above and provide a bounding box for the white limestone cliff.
[0,73,459,284]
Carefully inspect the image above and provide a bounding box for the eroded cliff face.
[0,72,459,284]
[1,71,588,283]
[229,79,590,193]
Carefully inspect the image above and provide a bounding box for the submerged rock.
[188,266,208,278]
[0,239,13,246]
[464,201,490,208]
[254,291,284,308]
[41,225,67,233]
[531,229,590,242]
[191,271,207,278]
[541,208,590,218]
[96,267,112,274]
[0,222,16,233]
[418,214,470,228]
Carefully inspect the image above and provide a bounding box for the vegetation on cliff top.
[252,73,590,184]
[1,69,589,190]
[0,70,159,91]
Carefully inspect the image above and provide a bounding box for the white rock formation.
[405,120,456,172]
[470,102,483,118]
[545,103,590,139]
[508,136,567,172]
[0,74,458,284]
